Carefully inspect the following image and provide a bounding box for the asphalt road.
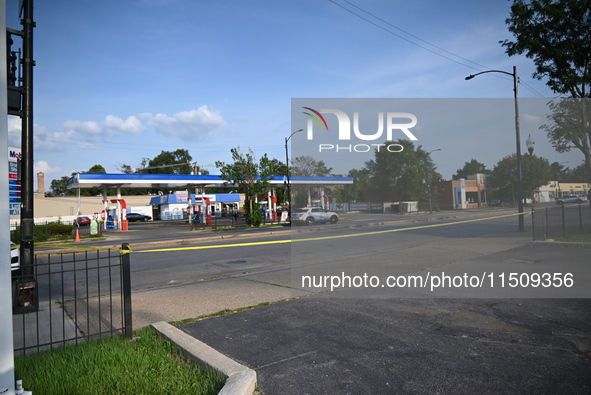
[119,210,531,295]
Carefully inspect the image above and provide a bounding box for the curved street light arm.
[286,128,304,144]
[465,69,514,80]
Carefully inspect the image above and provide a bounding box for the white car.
[10,241,20,273]
[291,207,339,225]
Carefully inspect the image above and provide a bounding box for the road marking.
[136,211,529,253]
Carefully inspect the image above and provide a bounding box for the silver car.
[291,207,339,225]
[556,194,588,204]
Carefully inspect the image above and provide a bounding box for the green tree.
[453,159,490,180]
[118,164,134,174]
[267,158,287,176]
[501,0,590,96]
[562,163,590,182]
[489,154,553,204]
[87,164,106,173]
[139,149,193,174]
[541,98,591,182]
[363,140,441,203]
[550,161,569,181]
[290,155,333,177]
[49,175,76,196]
[339,168,372,202]
[215,147,275,226]
[501,0,591,181]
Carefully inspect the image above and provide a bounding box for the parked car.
[10,241,20,273]
[291,207,339,225]
[73,216,92,226]
[556,194,588,204]
[126,213,152,222]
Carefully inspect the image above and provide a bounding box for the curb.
[532,240,591,248]
[151,321,257,395]
[35,228,290,255]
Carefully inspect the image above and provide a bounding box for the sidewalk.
[13,300,81,354]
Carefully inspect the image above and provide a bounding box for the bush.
[244,199,263,227]
[12,221,75,243]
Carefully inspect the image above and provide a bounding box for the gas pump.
[110,199,128,231]
[105,207,117,230]
[194,197,212,225]
[262,194,277,221]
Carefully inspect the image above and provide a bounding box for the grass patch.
[556,234,591,243]
[15,327,225,395]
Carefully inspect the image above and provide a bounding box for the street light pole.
[466,66,525,231]
[285,129,303,221]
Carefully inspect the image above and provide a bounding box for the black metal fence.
[12,244,132,354]
[531,203,591,241]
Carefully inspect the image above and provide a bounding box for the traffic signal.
[6,33,18,86]
[6,30,23,115]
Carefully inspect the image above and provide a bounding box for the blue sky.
[5,0,584,189]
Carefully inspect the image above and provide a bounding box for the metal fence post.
[545,207,549,240]
[579,204,583,234]
[121,243,133,339]
[531,207,536,241]
[561,204,566,237]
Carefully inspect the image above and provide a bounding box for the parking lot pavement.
[180,242,591,395]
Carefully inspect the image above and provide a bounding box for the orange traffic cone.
[75,228,81,242]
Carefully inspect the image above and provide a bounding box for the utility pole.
[14,0,37,313]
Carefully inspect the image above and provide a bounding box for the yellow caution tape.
[136,211,530,253]
[120,246,133,255]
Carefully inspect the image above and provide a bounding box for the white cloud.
[63,120,102,134]
[7,116,21,147]
[8,116,21,132]
[34,160,60,175]
[27,106,225,156]
[523,113,542,125]
[102,115,144,134]
[34,127,75,151]
[147,105,227,139]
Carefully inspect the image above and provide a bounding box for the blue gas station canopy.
[66,173,353,190]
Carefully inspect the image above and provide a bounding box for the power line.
[341,0,490,71]
[330,0,546,98]
[329,0,482,72]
